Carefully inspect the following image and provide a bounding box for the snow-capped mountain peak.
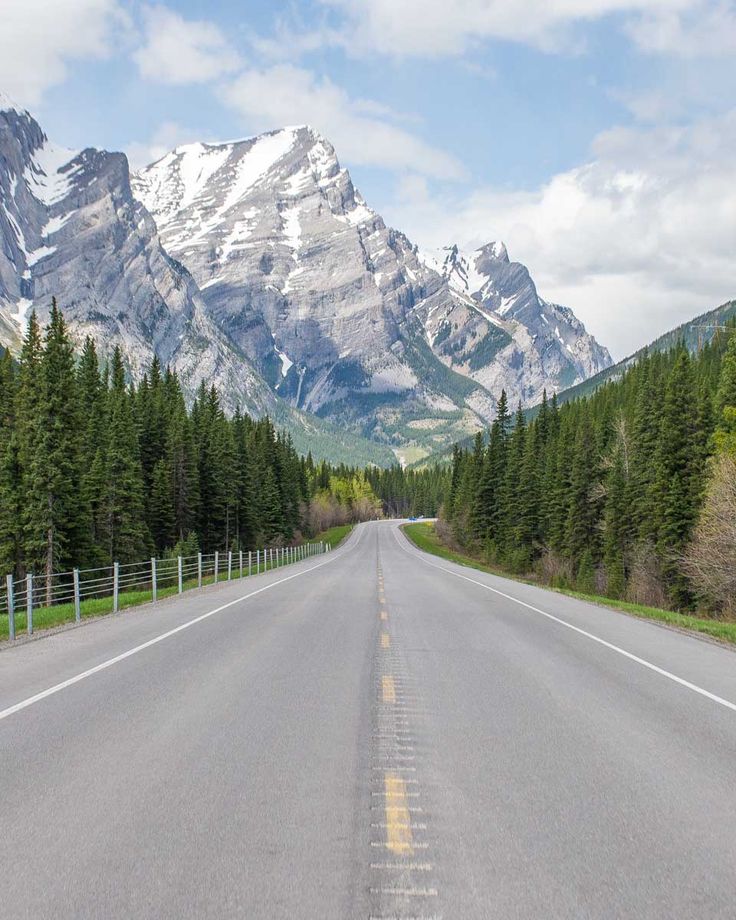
[0,91,25,114]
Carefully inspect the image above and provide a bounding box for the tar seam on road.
[0,536,357,724]
[395,525,736,715]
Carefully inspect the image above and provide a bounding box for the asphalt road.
[1,521,736,919]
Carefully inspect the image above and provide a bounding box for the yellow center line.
[382,675,396,703]
[380,632,390,649]
[385,772,414,855]
[380,610,388,621]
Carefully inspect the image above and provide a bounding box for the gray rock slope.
[421,243,611,402]
[0,93,271,415]
[134,127,610,458]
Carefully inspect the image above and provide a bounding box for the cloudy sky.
[1,0,734,358]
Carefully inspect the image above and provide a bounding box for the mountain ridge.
[134,125,611,460]
[0,97,612,464]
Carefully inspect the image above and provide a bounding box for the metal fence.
[0,541,329,641]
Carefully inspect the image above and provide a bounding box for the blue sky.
[2,0,735,357]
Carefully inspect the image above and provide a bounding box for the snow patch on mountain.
[24,140,81,205]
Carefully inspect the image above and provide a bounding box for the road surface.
[1,521,736,918]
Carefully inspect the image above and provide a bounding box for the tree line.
[443,324,736,614]
[0,304,448,583]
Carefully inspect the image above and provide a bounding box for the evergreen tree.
[103,370,149,563]
[654,350,700,606]
[0,351,21,575]
[23,303,87,600]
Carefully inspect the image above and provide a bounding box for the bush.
[625,542,668,609]
[682,454,736,616]
[576,550,596,594]
[537,548,574,589]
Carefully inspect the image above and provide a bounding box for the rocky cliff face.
[133,128,492,452]
[420,243,611,402]
[133,126,610,457]
[0,94,272,417]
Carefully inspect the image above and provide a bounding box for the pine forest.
[443,323,736,616]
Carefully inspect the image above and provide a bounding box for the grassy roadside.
[314,524,354,549]
[402,521,736,646]
[0,543,321,643]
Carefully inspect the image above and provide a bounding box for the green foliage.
[0,305,450,580]
[465,326,512,371]
[443,323,736,614]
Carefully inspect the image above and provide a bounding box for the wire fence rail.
[0,542,329,642]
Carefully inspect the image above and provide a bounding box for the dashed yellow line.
[384,772,414,855]
[380,610,388,621]
[380,632,390,649]
[382,675,396,703]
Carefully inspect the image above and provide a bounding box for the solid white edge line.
[394,524,736,715]
[0,530,360,723]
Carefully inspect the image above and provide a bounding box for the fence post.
[113,562,119,613]
[239,550,243,579]
[73,568,81,622]
[6,574,14,641]
[214,551,219,584]
[248,550,252,576]
[152,558,157,601]
[26,573,33,635]
[178,556,183,594]
[228,551,232,581]
[197,552,202,588]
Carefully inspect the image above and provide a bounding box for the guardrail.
[0,541,329,641]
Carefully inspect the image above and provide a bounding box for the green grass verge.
[315,524,354,549]
[0,547,317,642]
[402,522,736,646]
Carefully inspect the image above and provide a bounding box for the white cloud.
[388,111,736,358]
[318,0,702,57]
[221,64,466,180]
[0,0,126,106]
[627,2,736,56]
[133,6,242,85]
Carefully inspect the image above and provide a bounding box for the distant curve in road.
[1,520,735,919]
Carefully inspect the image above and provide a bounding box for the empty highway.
[1,521,736,918]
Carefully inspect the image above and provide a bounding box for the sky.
[1,0,734,359]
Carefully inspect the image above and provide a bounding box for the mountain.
[134,127,611,462]
[0,93,271,411]
[0,97,611,464]
[132,128,486,463]
[421,243,611,400]
[0,96,394,465]
[549,299,736,409]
